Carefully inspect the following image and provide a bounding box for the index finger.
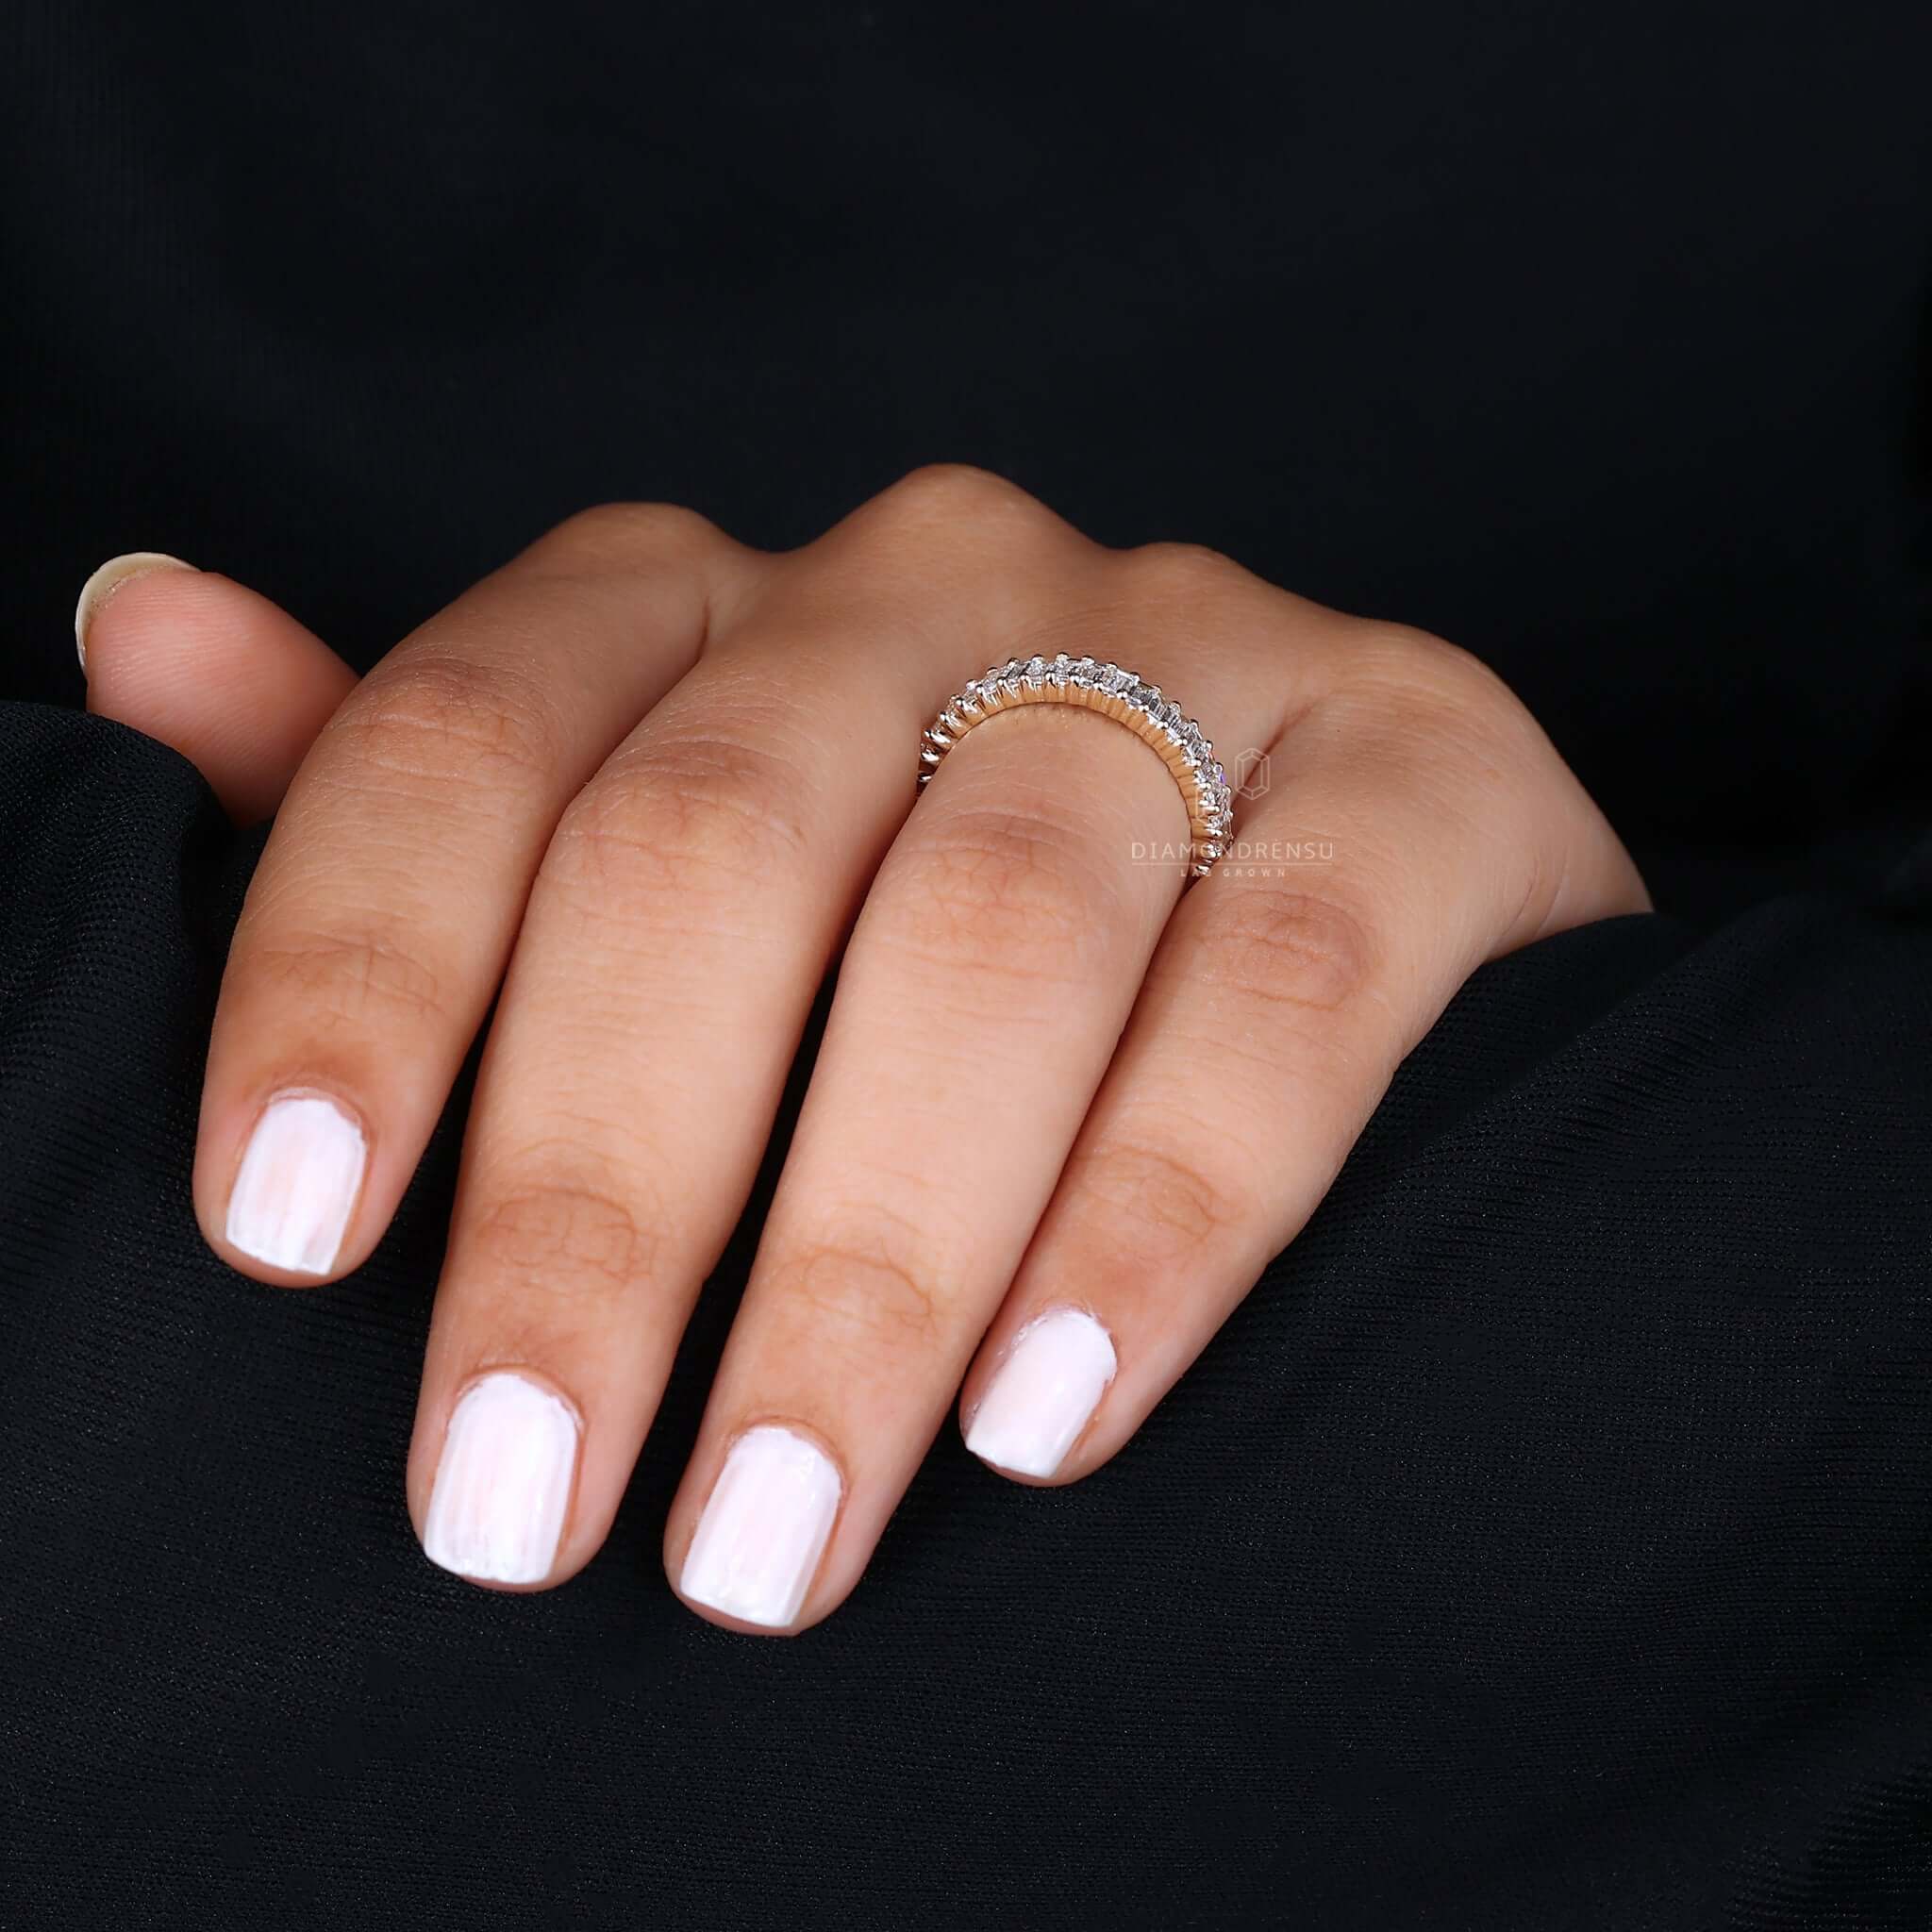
[193,505,750,1283]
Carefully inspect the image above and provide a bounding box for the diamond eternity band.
[918,656,1234,878]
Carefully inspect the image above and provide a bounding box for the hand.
[78,466,1649,1632]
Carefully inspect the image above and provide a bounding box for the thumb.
[75,553,358,824]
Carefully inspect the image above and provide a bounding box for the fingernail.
[422,1374,580,1585]
[224,1091,367,1276]
[74,551,196,671]
[965,1307,1117,1477]
[679,1424,842,1628]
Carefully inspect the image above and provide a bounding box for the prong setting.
[916,656,1236,878]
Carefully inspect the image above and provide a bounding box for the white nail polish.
[965,1307,1117,1477]
[423,1374,579,1585]
[224,1092,367,1276]
[73,551,195,670]
[679,1425,842,1628]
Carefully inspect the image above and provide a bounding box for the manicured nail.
[679,1424,842,1628]
[965,1307,1117,1477]
[422,1374,580,1585]
[224,1091,367,1276]
[74,551,195,670]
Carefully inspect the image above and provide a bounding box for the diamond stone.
[921,659,1231,879]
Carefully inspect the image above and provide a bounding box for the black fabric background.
[2,3,1930,1926]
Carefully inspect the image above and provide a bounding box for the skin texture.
[79,465,1649,1633]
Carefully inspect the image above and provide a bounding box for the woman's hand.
[78,467,1648,1632]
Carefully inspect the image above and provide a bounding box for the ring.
[919,655,1235,877]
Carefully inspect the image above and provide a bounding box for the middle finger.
[408,468,1117,1586]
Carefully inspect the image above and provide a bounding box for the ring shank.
[918,655,1235,877]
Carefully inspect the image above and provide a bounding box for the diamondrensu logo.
[1231,747,1271,800]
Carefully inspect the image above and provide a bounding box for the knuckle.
[546,731,814,912]
[531,499,723,571]
[884,804,1115,986]
[248,926,447,1032]
[1117,538,1246,606]
[1200,883,1379,1015]
[1328,632,1555,840]
[329,655,563,791]
[469,1168,655,1299]
[1347,622,1526,720]
[772,1208,951,1358]
[869,462,1056,541]
[1071,1130,1256,1257]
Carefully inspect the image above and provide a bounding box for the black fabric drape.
[5,708,1931,1928]
[3,1,1930,1925]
